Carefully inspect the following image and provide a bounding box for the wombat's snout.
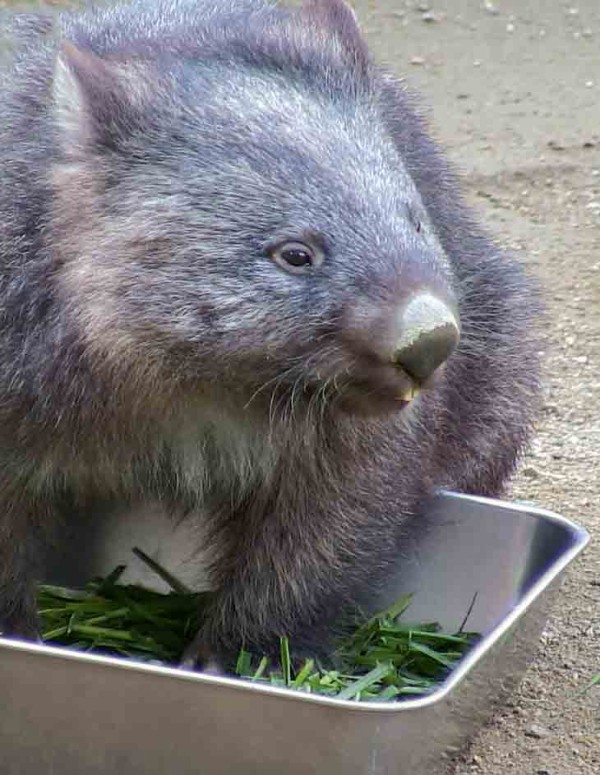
[392,293,460,384]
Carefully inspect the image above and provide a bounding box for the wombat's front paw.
[180,631,225,674]
[0,608,40,642]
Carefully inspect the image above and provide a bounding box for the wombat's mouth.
[330,365,428,416]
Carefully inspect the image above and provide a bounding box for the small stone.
[547,140,566,151]
[410,56,426,66]
[582,28,593,37]
[506,22,515,32]
[421,11,443,23]
[585,80,594,88]
[526,723,551,739]
[482,1,499,15]
[574,355,588,364]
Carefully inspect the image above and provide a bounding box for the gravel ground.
[1,1,598,772]
[354,1,599,772]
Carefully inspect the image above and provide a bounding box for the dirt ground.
[354,1,599,772]
[1,0,597,772]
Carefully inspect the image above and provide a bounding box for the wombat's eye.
[406,204,423,234]
[269,241,323,275]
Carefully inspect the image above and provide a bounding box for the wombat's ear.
[53,41,145,152]
[302,0,369,69]
[303,0,359,26]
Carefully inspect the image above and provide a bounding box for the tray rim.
[0,492,590,715]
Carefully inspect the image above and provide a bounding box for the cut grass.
[38,550,479,702]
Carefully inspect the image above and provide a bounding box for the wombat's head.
[52,0,459,417]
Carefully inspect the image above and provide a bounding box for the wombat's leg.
[182,551,320,670]
[182,485,373,668]
[0,497,49,639]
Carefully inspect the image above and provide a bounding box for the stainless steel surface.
[0,492,589,775]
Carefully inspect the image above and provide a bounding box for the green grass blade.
[251,656,270,681]
[336,663,395,701]
[235,649,253,677]
[132,547,191,594]
[292,658,315,688]
[280,636,291,687]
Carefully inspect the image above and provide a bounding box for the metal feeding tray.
[0,492,589,775]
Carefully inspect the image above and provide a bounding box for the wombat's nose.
[393,293,460,383]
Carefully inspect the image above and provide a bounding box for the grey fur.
[0,0,540,658]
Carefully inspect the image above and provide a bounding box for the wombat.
[0,0,540,662]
